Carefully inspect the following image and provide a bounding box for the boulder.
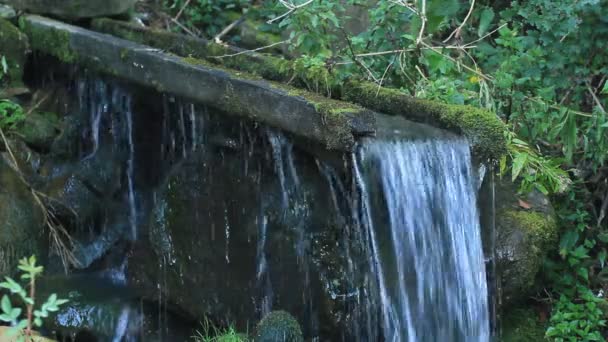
[0,4,15,19]
[0,0,137,20]
[255,310,303,342]
[0,156,45,277]
[0,17,29,89]
[17,111,61,151]
[494,177,558,307]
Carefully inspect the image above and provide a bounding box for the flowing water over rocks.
[22,62,493,341]
[355,139,490,341]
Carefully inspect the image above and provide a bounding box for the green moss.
[91,18,508,159]
[344,81,507,160]
[503,210,557,246]
[255,310,303,342]
[499,209,558,294]
[19,18,77,63]
[501,308,547,342]
[0,18,29,88]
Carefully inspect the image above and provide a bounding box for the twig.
[267,0,314,24]
[173,0,192,21]
[443,0,475,43]
[354,45,475,58]
[211,39,289,58]
[170,17,198,37]
[586,81,606,114]
[463,23,508,48]
[421,41,492,81]
[416,0,427,45]
[376,58,396,95]
[26,92,50,116]
[0,127,78,270]
[213,15,246,44]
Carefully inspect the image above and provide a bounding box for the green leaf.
[599,249,607,268]
[1,296,11,315]
[602,81,608,95]
[511,152,528,181]
[1,56,7,75]
[478,8,495,37]
[577,267,589,281]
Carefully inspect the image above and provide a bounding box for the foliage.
[164,0,250,39]
[0,256,69,342]
[192,318,248,342]
[546,289,605,341]
[0,99,25,130]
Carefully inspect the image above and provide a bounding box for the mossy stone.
[16,111,60,151]
[0,157,45,278]
[494,177,558,307]
[0,17,29,88]
[255,311,303,342]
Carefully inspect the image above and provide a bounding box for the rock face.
[0,0,137,19]
[0,17,29,89]
[0,156,45,277]
[494,177,558,307]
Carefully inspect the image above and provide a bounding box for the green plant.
[546,288,606,341]
[0,256,69,342]
[0,99,25,130]
[0,55,7,81]
[192,318,248,342]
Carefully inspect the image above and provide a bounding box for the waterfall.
[356,138,490,342]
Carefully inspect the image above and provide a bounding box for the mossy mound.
[255,311,303,342]
[19,16,76,64]
[0,17,29,88]
[495,177,558,306]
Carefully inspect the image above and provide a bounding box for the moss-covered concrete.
[19,16,76,63]
[0,17,29,88]
[343,81,507,160]
[91,18,507,160]
[500,308,547,342]
[22,15,378,151]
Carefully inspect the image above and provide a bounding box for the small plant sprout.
[0,256,69,342]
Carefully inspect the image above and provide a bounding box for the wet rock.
[41,171,100,222]
[0,0,137,20]
[255,310,303,342]
[17,111,61,151]
[0,17,29,89]
[0,156,45,277]
[494,177,558,307]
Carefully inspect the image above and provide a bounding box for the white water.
[125,97,138,241]
[357,138,490,342]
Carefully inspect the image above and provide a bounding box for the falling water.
[356,138,489,342]
[125,97,138,241]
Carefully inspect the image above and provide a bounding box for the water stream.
[355,139,490,342]
[31,64,492,341]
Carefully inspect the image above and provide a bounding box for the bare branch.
[443,0,476,43]
[416,0,427,45]
[211,40,290,58]
[173,0,193,21]
[268,0,314,24]
[214,15,246,44]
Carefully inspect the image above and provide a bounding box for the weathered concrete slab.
[91,18,507,160]
[21,15,380,151]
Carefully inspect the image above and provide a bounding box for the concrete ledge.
[91,18,507,160]
[21,15,380,151]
